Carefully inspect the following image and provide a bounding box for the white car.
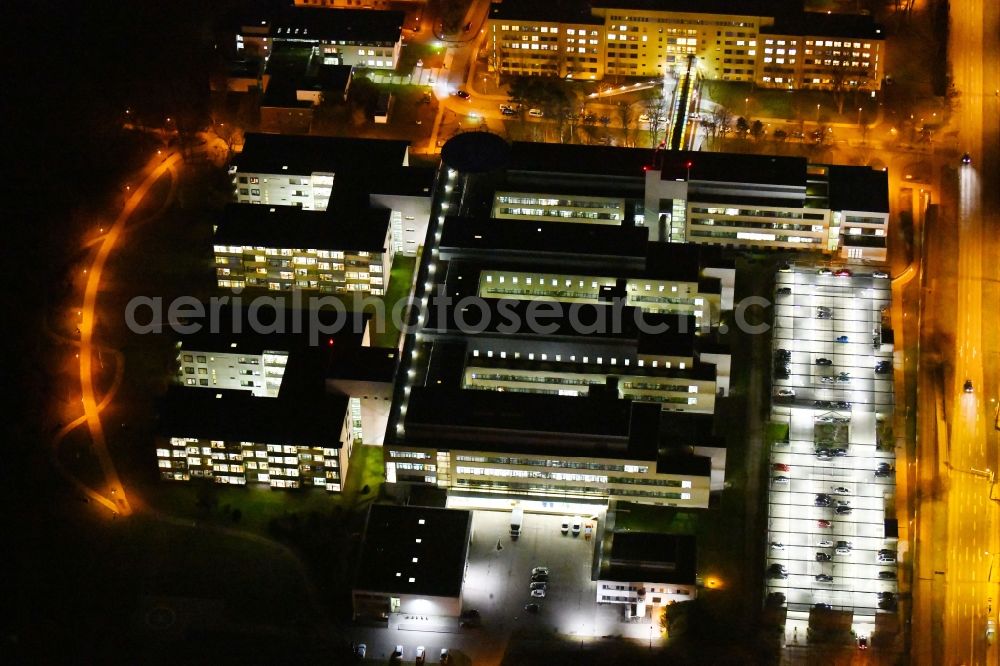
[818,540,833,547]
[777,389,795,397]
[572,516,582,535]
[394,645,404,659]
[772,476,789,484]
[532,566,550,576]
[528,108,544,117]
[872,271,889,279]
[531,588,546,598]
[415,646,425,664]
[561,519,569,534]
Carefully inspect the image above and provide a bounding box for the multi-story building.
[486,1,885,90]
[388,387,719,510]
[229,133,432,255]
[596,532,698,609]
[295,0,393,9]
[155,387,353,491]
[756,12,883,91]
[212,203,394,295]
[488,0,606,79]
[645,150,889,260]
[238,6,405,70]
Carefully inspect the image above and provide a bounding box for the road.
[58,150,181,517]
[911,0,1000,662]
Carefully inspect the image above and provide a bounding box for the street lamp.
[816,103,821,123]
[857,107,863,125]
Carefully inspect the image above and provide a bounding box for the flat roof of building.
[826,165,889,213]
[355,504,472,598]
[591,0,785,17]
[763,12,884,39]
[508,141,655,178]
[157,386,347,446]
[176,306,368,356]
[465,356,718,382]
[325,346,398,384]
[439,216,649,261]
[268,7,404,44]
[369,167,436,198]
[656,453,712,476]
[659,151,807,188]
[659,411,726,448]
[233,133,409,177]
[404,387,661,460]
[603,532,697,585]
[214,203,390,252]
[490,0,604,25]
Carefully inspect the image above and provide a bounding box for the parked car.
[875,360,892,374]
[561,519,569,534]
[531,574,549,583]
[524,603,540,613]
[532,567,549,576]
[778,263,792,272]
[875,463,893,478]
[833,401,852,409]
[777,388,795,397]
[834,269,852,277]
[528,108,544,117]
[393,645,404,660]
[500,105,517,116]
[572,516,582,535]
[817,519,833,528]
[767,570,788,580]
[770,541,785,550]
[836,505,853,515]
[815,496,832,507]
[816,552,832,562]
[814,602,833,610]
[815,448,832,460]
[772,475,789,484]
[816,358,833,365]
[817,267,833,275]
[583,113,597,123]
[530,581,548,591]
[453,90,471,100]
[878,549,897,563]
[820,376,837,384]
[416,646,426,665]
[355,644,367,659]
[776,348,792,358]
[964,379,974,393]
[858,636,869,649]
[773,463,790,472]
[818,540,833,547]
[776,287,792,295]
[835,541,853,555]
[832,486,850,495]
[872,271,889,279]
[815,574,834,582]
[835,335,850,343]
[531,588,546,598]
[584,523,593,539]
[440,648,450,664]
[878,570,897,580]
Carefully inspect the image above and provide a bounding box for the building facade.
[486,0,884,90]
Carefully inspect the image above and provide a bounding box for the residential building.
[238,6,405,70]
[230,134,432,255]
[756,12,883,91]
[353,504,473,621]
[596,532,698,609]
[295,0,393,9]
[486,1,885,90]
[212,202,394,295]
[155,387,353,491]
[645,150,889,260]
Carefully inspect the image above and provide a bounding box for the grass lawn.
[341,443,385,504]
[764,421,790,444]
[614,502,698,534]
[702,80,880,124]
[372,253,416,347]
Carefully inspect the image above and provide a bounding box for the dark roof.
[603,532,697,585]
[214,203,390,252]
[355,504,472,598]
[763,12,884,39]
[175,305,368,356]
[591,0,786,17]
[260,80,313,109]
[404,387,661,460]
[438,216,649,261]
[369,167,436,198]
[508,142,655,178]
[269,7,404,44]
[656,454,712,476]
[156,387,347,446]
[826,165,889,213]
[465,355,718,382]
[491,0,604,25]
[441,132,511,174]
[325,346,398,384]
[659,151,807,188]
[233,133,409,176]
[643,243,700,282]
[637,314,698,357]
[659,411,726,448]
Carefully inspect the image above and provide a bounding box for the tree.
[710,104,733,139]
[750,119,765,141]
[735,116,750,136]
[643,92,670,147]
[615,101,635,147]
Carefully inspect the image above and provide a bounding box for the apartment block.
[596,532,698,609]
[212,203,394,295]
[230,134,432,255]
[238,6,405,70]
[155,387,353,491]
[486,1,884,90]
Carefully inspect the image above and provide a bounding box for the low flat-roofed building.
[827,165,889,261]
[155,387,352,491]
[389,387,713,508]
[326,345,399,446]
[596,532,698,609]
[353,504,473,620]
[213,203,393,295]
[239,7,405,70]
[368,167,436,255]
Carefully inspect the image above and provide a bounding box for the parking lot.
[350,509,652,664]
[765,266,899,638]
